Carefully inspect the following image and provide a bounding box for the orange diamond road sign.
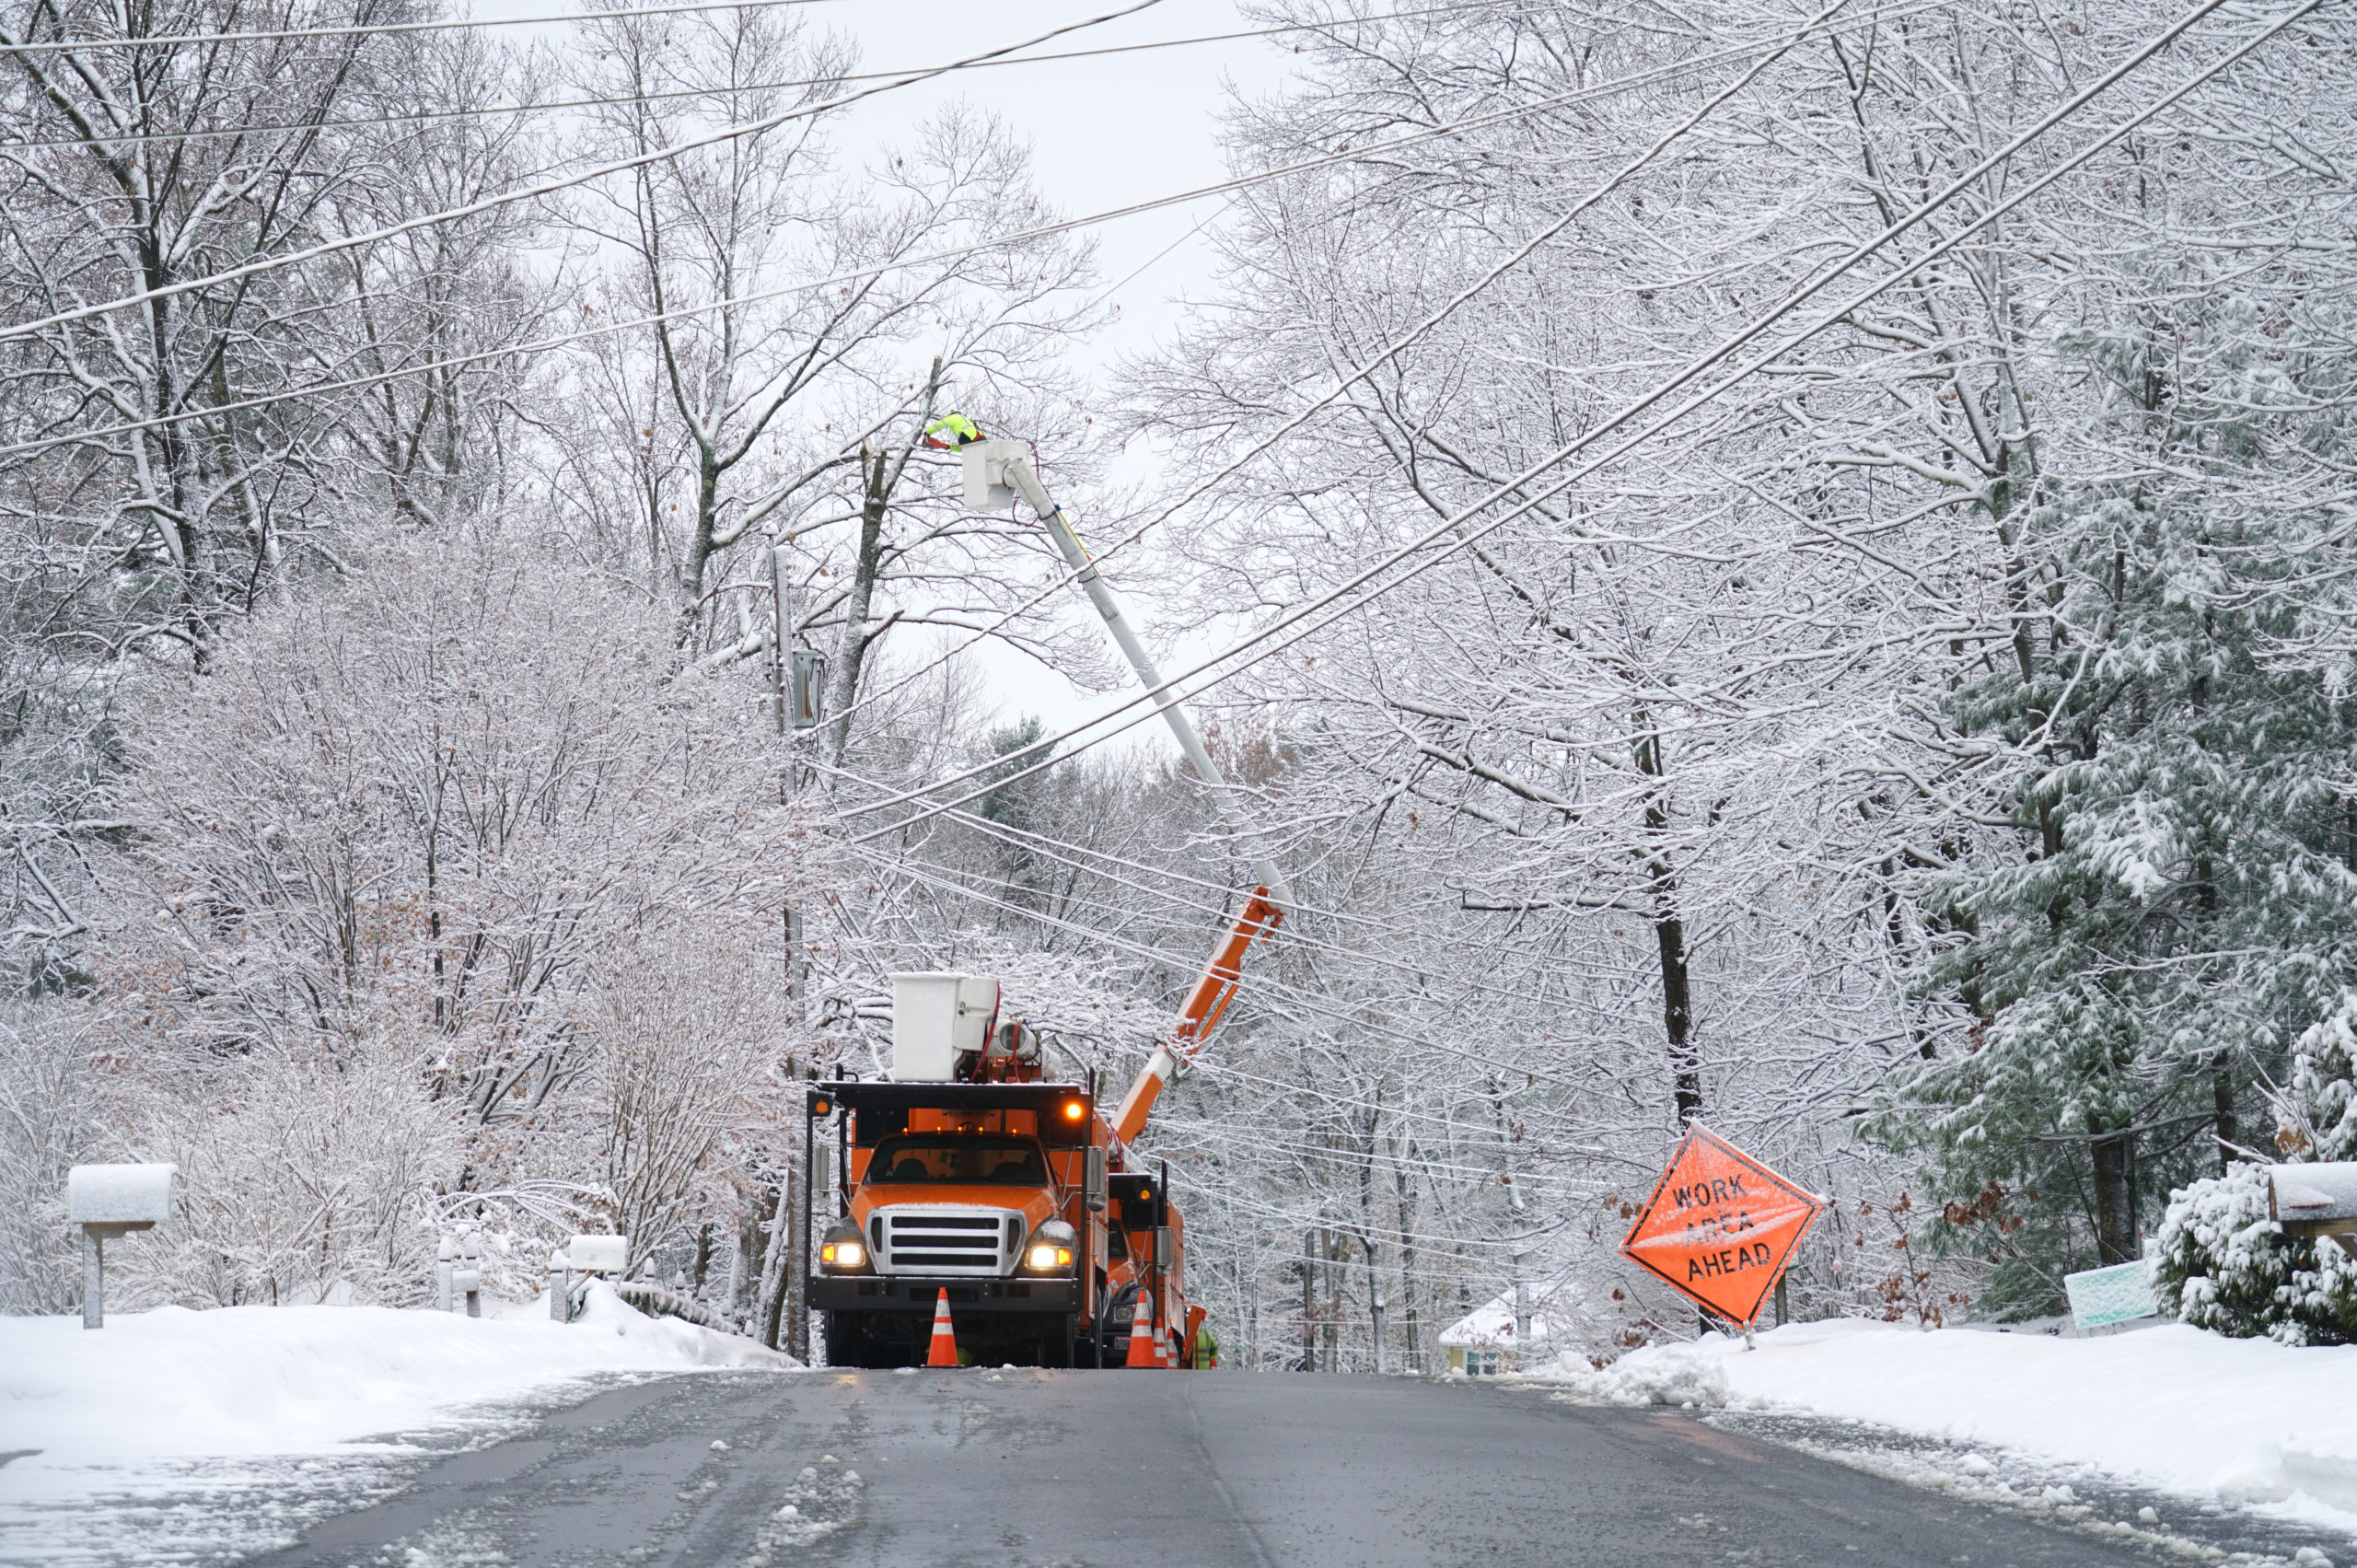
[1621,1123,1823,1325]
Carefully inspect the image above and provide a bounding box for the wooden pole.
[81,1225,103,1329]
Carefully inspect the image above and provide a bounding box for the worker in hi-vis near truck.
[1192,1316,1219,1369]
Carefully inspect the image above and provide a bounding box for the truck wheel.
[1039,1318,1074,1368]
[820,1312,869,1368]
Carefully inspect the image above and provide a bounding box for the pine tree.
[1889,286,2357,1313]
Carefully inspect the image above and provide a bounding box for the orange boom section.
[1110,887,1284,1145]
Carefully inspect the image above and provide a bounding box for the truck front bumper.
[812,1274,1081,1314]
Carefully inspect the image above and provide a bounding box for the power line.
[761,0,1959,740]
[844,839,1607,1096]
[0,3,1927,459]
[0,0,1166,349]
[0,0,1515,153]
[807,753,1644,1017]
[864,819,1613,1030]
[0,0,840,54]
[1146,1109,1614,1194]
[820,0,2288,844]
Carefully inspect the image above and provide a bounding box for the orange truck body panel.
[808,1078,1189,1368]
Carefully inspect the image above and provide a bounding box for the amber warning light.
[1062,1098,1086,1122]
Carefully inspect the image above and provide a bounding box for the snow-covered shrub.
[0,1008,97,1313]
[2154,1162,2357,1345]
[594,935,772,1283]
[121,1044,463,1308]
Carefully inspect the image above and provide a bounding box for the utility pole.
[1492,1081,1531,1356]
[761,532,814,1360]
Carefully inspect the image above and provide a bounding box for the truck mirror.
[1154,1225,1172,1272]
[1085,1147,1106,1212]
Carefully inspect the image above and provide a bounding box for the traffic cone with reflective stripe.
[1124,1294,1159,1367]
[925,1287,958,1367]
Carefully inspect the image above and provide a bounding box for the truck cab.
[807,974,1190,1369]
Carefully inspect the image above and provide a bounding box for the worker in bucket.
[923,411,985,448]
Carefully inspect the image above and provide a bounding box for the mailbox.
[2268,1164,2357,1239]
[70,1163,176,1330]
[68,1163,175,1227]
[568,1234,627,1272]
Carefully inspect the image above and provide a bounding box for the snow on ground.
[0,1284,797,1566]
[1529,1318,2357,1544]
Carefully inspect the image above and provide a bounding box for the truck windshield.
[865,1136,1049,1186]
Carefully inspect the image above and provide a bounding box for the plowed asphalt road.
[249,1368,2158,1568]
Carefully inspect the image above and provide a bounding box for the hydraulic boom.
[961,438,1293,1144]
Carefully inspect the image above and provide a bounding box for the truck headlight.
[1021,1219,1078,1273]
[819,1219,869,1272]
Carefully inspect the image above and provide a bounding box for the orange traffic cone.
[925,1287,958,1368]
[1124,1295,1159,1368]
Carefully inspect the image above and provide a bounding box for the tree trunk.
[1634,723,1701,1121]
[757,1171,792,1349]
[2214,1066,2238,1177]
[1299,1237,1316,1373]
[822,444,890,770]
[1394,1144,1422,1373]
[2090,1129,2137,1265]
[1654,889,1700,1121]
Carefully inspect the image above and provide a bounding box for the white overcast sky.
[823,0,1301,749]
[473,0,1304,747]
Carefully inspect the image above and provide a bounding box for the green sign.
[2063,1261,2158,1330]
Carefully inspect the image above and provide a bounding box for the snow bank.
[1537,1339,1732,1409]
[1,1283,789,1468]
[1531,1318,2357,1517]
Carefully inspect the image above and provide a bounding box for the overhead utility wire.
[843,840,1603,1096]
[0,0,839,53]
[0,0,1164,349]
[859,821,1624,1030]
[841,840,1627,1159]
[766,0,1956,739]
[1148,1176,1582,1257]
[0,1,1518,151]
[811,758,1648,1016]
[1139,1107,1612,1194]
[826,0,2293,843]
[0,2,1938,459]
[801,751,1608,969]
[1175,1056,1631,1174]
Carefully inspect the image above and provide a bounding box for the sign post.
[1620,1125,1822,1335]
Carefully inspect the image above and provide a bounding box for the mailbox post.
[552,1234,626,1323]
[67,1163,176,1329]
[437,1231,485,1316]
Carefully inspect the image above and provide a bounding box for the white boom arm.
[963,439,1295,1143]
[965,440,1295,912]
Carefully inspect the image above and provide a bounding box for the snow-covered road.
[0,1287,794,1566]
[11,1298,2357,1565]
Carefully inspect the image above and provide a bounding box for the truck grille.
[870,1207,1025,1277]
